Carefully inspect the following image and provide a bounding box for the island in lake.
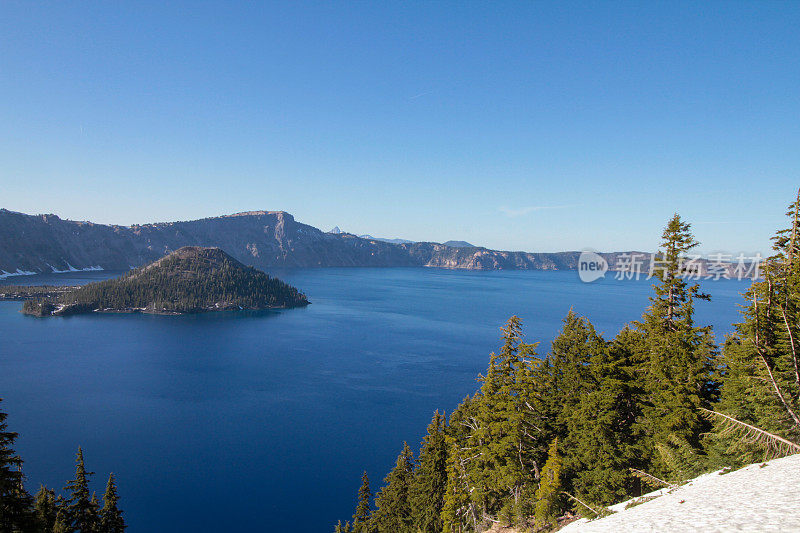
[10,246,309,317]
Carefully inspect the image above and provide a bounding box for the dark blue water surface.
[0,268,750,532]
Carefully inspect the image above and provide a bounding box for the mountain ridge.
[1,208,642,275]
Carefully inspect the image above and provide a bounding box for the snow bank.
[49,263,104,273]
[560,454,800,532]
[0,268,37,280]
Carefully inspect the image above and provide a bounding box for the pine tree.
[352,471,373,533]
[533,438,562,529]
[468,317,539,521]
[53,510,70,533]
[634,214,719,480]
[334,519,352,533]
[64,447,99,533]
[99,473,125,533]
[441,398,480,532]
[563,327,645,506]
[441,434,473,533]
[710,192,800,463]
[518,355,558,483]
[34,485,59,532]
[0,398,34,532]
[90,492,100,529]
[538,311,613,501]
[409,411,448,533]
[371,442,414,532]
[547,310,606,439]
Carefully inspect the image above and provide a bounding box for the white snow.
[0,263,106,279]
[0,268,37,280]
[560,454,800,532]
[49,263,104,273]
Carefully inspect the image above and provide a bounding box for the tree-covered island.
[13,246,309,317]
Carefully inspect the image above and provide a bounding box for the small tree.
[352,471,373,533]
[0,398,34,532]
[371,442,414,532]
[409,411,448,533]
[441,434,473,533]
[34,485,59,531]
[100,473,126,532]
[534,439,562,528]
[334,519,352,532]
[53,509,70,533]
[64,447,99,532]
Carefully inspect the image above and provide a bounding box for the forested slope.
[334,195,800,533]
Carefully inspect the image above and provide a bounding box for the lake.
[0,268,750,531]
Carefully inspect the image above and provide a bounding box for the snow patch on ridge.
[0,269,37,280]
[49,263,104,274]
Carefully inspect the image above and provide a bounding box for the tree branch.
[701,408,800,456]
[778,304,800,398]
[749,337,800,427]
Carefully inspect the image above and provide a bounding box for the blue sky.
[1,1,798,254]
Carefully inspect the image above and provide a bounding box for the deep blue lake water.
[0,268,750,532]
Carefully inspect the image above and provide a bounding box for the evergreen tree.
[710,192,800,463]
[0,398,34,532]
[518,356,558,483]
[90,493,100,530]
[64,447,99,533]
[634,214,719,480]
[99,473,125,533]
[468,317,539,521]
[352,471,373,533]
[34,485,59,532]
[409,411,448,533]
[533,439,562,529]
[53,510,70,533]
[441,398,480,532]
[561,326,645,506]
[441,434,473,533]
[371,443,414,532]
[547,310,606,439]
[334,519,352,533]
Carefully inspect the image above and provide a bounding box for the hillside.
[482,455,800,532]
[21,246,308,316]
[0,208,641,276]
[558,454,800,532]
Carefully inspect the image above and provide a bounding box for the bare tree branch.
[778,304,800,397]
[701,408,800,458]
[629,468,677,489]
[750,291,800,427]
[562,491,606,518]
[749,337,800,427]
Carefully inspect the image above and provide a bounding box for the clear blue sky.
[1,1,798,254]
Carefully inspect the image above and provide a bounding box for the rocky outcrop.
[0,208,641,274]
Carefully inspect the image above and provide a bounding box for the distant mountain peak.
[442,240,475,248]
[358,234,414,244]
[225,210,292,219]
[329,226,343,234]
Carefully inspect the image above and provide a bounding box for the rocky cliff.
[0,208,635,275]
